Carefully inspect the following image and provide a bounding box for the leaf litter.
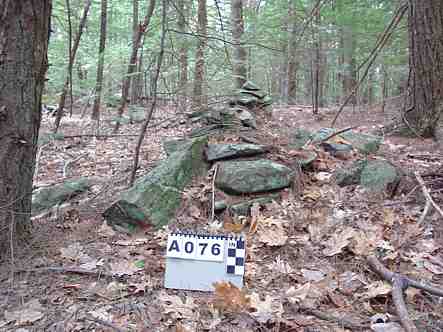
[1,105,443,331]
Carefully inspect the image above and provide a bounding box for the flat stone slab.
[215,159,295,195]
[205,143,268,162]
[103,136,208,231]
[32,177,91,214]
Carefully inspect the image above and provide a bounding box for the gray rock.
[163,138,189,156]
[215,159,295,195]
[360,160,399,192]
[239,89,267,99]
[205,143,268,162]
[32,177,91,214]
[242,81,260,91]
[334,160,367,187]
[103,136,208,231]
[312,128,382,154]
[214,200,227,212]
[289,128,313,149]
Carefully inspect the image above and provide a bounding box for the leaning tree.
[0,0,52,254]
[405,0,443,137]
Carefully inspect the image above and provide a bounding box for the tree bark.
[53,0,92,132]
[286,0,298,104]
[231,0,247,89]
[113,0,156,132]
[405,0,443,137]
[91,0,108,122]
[192,0,208,110]
[177,0,189,112]
[130,0,140,104]
[0,0,51,253]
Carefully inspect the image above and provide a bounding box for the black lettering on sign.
[168,240,180,252]
[184,241,194,253]
[211,243,221,256]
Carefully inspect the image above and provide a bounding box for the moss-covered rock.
[103,136,208,231]
[360,160,399,192]
[334,160,368,187]
[205,143,268,162]
[215,159,295,195]
[32,177,91,214]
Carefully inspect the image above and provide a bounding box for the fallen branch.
[415,171,443,223]
[211,164,219,222]
[318,126,358,144]
[367,255,443,332]
[299,305,368,330]
[14,266,119,279]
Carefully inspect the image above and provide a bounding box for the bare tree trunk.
[130,0,140,104]
[91,0,108,122]
[342,26,356,106]
[312,4,321,114]
[286,0,298,104]
[231,0,247,89]
[54,0,92,133]
[177,0,188,112]
[192,0,208,110]
[0,0,51,253]
[113,0,156,132]
[405,0,443,137]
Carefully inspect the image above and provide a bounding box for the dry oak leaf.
[360,281,392,299]
[109,260,143,277]
[4,299,45,326]
[249,292,283,323]
[213,281,250,313]
[159,291,197,319]
[257,217,288,246]
[322,227,356,256]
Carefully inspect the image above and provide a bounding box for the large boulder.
[312,128,382,154]
[334,159,399,192]
[32,177,91,214]
[215,159,295,195]
[205,143,268,162]
[360,160,399,192]
[103,136,208,231]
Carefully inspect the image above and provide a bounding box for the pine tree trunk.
[54,0,92,132]
[342,26,356,105]
[91,0,108,121]
[286,0,298,104]
[231,0,247,89]
[177,0,189,112]
[406,0,443,137]
[192,0,207,110]
[0,0,51,253]
[113,0,156,132]
[130,0,140,104]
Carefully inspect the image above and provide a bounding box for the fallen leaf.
[361,281,392,299]
[249,292,283,323]
[269,256,293,274]
[4,299,45,326]
[160,291,197,319]
[109,260,143,277]
[323,227,356,256]
[301,269,325,282]
[213,281,250,313]
[286,283,311,304]
[257,217,288,246]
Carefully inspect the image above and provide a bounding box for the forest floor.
[1,100,442,332]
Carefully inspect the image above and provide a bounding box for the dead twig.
[14,266,120,279]
[367,255,443,332]
[318,126,359,144]
[211,164,219,222]
[299,305,368,330]
[415,171,443,224]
